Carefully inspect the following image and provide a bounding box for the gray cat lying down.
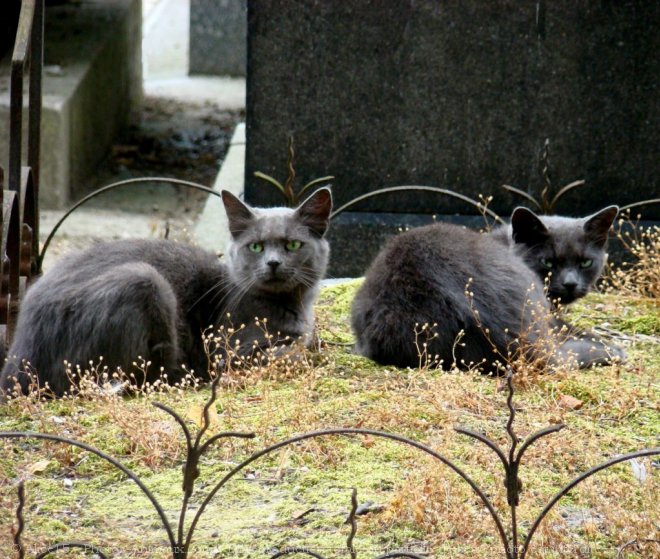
[490,205,619,305]
[352,214,624,371]
[1,188,332,397]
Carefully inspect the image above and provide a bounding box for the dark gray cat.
[1,188,332,397]
[351,220,624,371]
[490,206,619,305]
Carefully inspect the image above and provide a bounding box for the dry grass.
[0,262,658,558]
[606,216,660,300]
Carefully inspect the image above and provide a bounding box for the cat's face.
[222,188,332,294]
[510,205,619,305]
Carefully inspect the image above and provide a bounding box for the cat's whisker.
[222,277,260,318]
[209,280,247,316]
[2,187,333,396]
[187,275,236,312]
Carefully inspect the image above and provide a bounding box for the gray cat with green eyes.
[1,188,332,397]
[352,205,624,372]
[491,205,619,305]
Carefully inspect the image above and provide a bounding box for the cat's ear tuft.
[510,207,549,247]
[222,190,256,238]
[584,205,619,247]
[296,187,333,237]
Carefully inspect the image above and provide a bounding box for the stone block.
[245,1,659,220]
[190,0,246,77]
[326,212,491,277]
[194,122,245,255]
[0,0,142,208]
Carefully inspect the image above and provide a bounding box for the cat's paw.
[605,343,627,364]
[556,337,627,369]
[577,341,627,368]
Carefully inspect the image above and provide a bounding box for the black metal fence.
[0,0,42,347]
[2,371,658,559]
[1,4,658,558]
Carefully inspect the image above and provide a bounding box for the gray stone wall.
[0,0,142,208]
[245,0,659,220]
[190,0,247,76]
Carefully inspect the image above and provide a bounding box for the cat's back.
[351,222,546,368]
[29,239,223,299]
[360,222,527,294]
[43,239,219,280]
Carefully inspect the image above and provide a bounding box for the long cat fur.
[1,188,332,396]
[490,205,619,305]
[352,217,624,371]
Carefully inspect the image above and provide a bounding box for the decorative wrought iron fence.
[1,0,658,352]
[2,371,658,558]
[0,0,43,347]
[0,6,657,556]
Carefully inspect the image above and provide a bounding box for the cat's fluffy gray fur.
[352,220,624,371]
[1,188,332,396]
[490,206,619,304]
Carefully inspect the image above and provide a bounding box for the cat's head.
[510,205,619,305]
[222,188,332,294]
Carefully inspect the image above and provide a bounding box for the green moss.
[618,313,660,335]
[567,293,660,335]
[0,290,658,558]
[316,279,362,343]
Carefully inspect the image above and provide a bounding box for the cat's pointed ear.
[584,205,619,247]
[510,207,550,247]
[296,187,333,237]
[222,190,256,238]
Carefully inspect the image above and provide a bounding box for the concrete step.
[0,0,142,209]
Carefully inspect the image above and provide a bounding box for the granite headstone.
[246,0,659,275]
[190,0,247,77]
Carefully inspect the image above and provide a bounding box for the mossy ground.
[1,283,658,559]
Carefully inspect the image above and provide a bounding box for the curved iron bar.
[14,481,25,559]
[329,186,504,223]
[505,372,518,453]
[0,431,176,550]
[179,429,254,550]
[453,427,509,472]
[198,429,256,456]
[152,401,194,453]
[504,371,520,557]
[13,482,110,559]
[548,180,585,211]
[346,488,358,559]
[619,198,660,214]
[183,428,509,557]
[192,372,224,449]
[38,177,222,270]
[455,372,566,558]
[501,184,542,211]
[269,549,327,559]
[34,542,110,559]
[151,394,254,552]
[520,447,660,559]
[374,554,428,559]
[616,538,660,558]
[514,424,565,464]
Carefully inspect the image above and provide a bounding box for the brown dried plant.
[606,215,660,300]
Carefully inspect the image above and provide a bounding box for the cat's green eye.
[541,258,554,270]
[580,258,593,269]
[248,242,264,253]
[285,240,302,252]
